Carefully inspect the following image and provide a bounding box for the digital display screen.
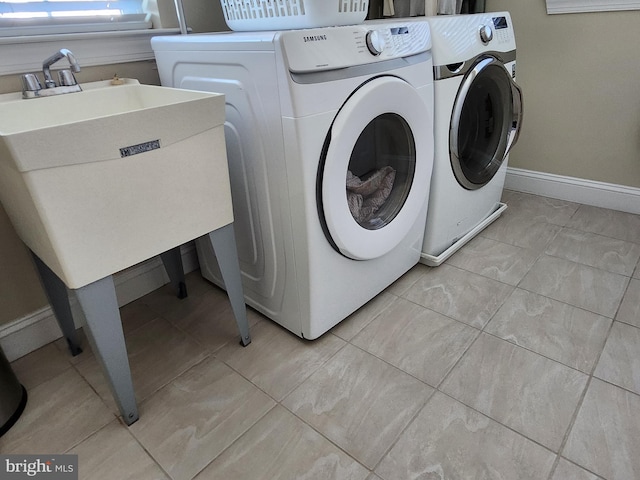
[493,17,508,29]
[390,26,409,35]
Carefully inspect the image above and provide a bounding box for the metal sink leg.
[160,246,188,299]
[204,224,251,347]
[31,252,82,356]
[31,252,139,425]
[74,276,139,425]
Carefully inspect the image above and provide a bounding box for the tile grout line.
[545,308,619,480]
[184,403,279,480]
[277,399,376,476]
[434,388,559,457]
[398,263,518,332]
[551,224,640,249]
[479,328,596,377]
[120,420,175,480]
[281,338,434,474]
[332,291,403,343]
[259,338,381,475]
[426,307,595,479]
[564,203,640,246]
[541,249,638,279]
[280,339,389,472]
[430,336,575,465]
[367,387,438,476]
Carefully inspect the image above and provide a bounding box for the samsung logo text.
[303,35,327,42]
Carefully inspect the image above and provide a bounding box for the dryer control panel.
[478,16,513,46]
[280,21,432,73]
[491,16,513,45]
[427,11,516,65]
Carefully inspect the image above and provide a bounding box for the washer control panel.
[280,21,431,73]
[491,15,513,45]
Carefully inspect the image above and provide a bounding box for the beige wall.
[0,201,48,325]
[485,0,640,188]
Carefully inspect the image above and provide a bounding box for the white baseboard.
[0,244,199,362]
[505,167,640,215]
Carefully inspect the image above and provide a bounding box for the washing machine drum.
[450,55,523,190]
[319,76,433,261]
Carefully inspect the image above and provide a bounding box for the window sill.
[0,28,181,77]
[546,0,640,14]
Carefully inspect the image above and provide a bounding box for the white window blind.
[0,0,152,36]
[546,0,640,14]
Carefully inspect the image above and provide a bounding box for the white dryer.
[420,12,523,266]
[152,22,434,339]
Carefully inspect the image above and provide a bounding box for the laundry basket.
[220,0,369,31]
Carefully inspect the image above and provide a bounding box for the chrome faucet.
[21,48,82,98]
[42,48,80,88]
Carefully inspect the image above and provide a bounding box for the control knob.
[365,30,385,56]
[479,25,493,45]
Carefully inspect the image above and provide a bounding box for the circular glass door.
[347,113,415,230]
[450,56,521,190]
[320,76,433,260]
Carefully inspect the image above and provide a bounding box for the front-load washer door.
[319,76,433,261]
[450,56,523,190]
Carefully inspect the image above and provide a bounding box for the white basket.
[220,0,369,31]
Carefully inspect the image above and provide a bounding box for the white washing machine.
[152,21,434,339]
[420,12,523,266]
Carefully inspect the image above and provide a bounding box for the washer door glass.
[347,113,415,230]
[320,76,433,261]
[450,56,521,190]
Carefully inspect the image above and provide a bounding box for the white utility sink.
[0,79,232,289]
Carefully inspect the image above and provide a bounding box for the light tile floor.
[2,190,640,480]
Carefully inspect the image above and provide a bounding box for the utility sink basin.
[0,79,232,289]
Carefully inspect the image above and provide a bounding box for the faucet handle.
[58,69,77,86]
[21,73,42,92]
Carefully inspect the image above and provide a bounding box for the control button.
[479,25,493,45]
[365,30,385,56]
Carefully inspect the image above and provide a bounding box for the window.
[546,0,640,14]
[0,0,183,77]
[0,0,152,36]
